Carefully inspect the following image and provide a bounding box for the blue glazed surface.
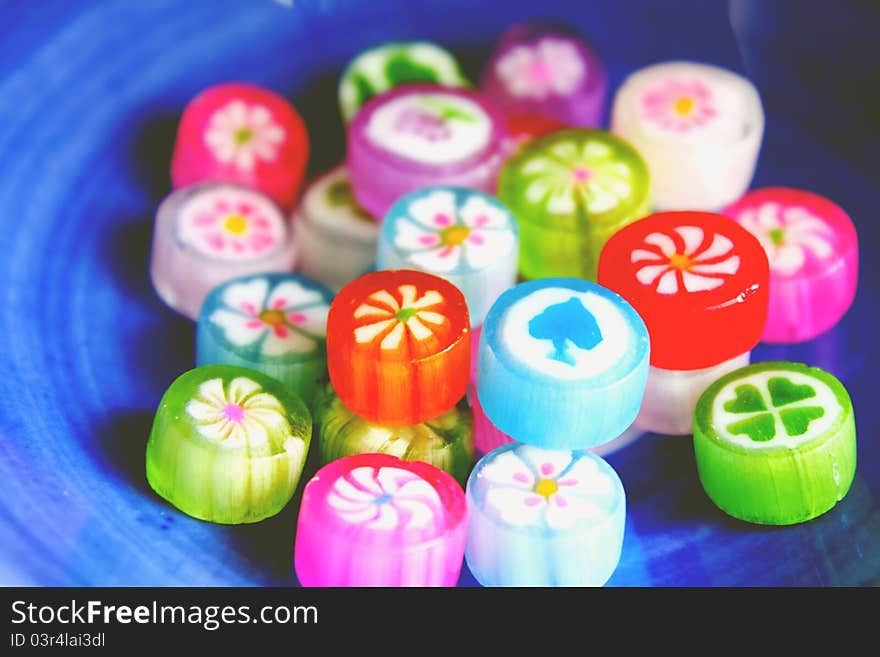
[0,0,878,586]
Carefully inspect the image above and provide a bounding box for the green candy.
[314,384,474,485]
[146,365,312,524]
[338,41,469,122]
[693,361,856,526]
[498,128,650,281]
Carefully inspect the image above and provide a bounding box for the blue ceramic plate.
[1,0,878,585]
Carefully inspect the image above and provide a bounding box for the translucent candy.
[149,183,296,320]
[295,453,467,587]
[466,444,625,586]
[611,61,763,210]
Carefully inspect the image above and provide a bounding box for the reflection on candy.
[327,270,470,426]
[149,183,296,320]
[465,443,625,586]
[477,278,649,449]
[347,84,509,217]
[196,273,333,406]
[723,187,858,343]
[498,128,650,280]
[481,23,606,127]
[693,361,856,525]
[171,83,309,209]
[295,453,467,587]
[338,41,469,123]
[378,187,519,327]
[146,365,311,524]
[611,61,763,210]
[292,165,379,292]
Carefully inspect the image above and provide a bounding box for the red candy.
[327,270,470,425]
[505,114,567,145]
[171,83,309,210]
[598,211,769,370]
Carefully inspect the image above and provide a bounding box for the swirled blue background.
[1,0,878,585]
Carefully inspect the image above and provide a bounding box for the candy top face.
[350,84,507,170]
[176,184,290,262]
[200,273,333,363]
[382,187,518,275]
[598,211,769,370]
[615,61,762,145]
[696,361,851,454]
[304,453,466,544]
[498,128,649,232]
[468,444,623,532]
[484,278,648,385]
[338,41,469,122]
[297,165,379,242]
[723,187,857,279]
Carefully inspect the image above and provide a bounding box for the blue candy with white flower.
[477,278,650,449]
[196,273,334,404]
[377,186,519,327]
[465,443,625,586]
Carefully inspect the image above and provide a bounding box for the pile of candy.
[145,24,859,587]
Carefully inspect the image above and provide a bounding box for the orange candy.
[327,270,470,425]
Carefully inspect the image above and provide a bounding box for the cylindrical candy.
[295,453,467,587]
[611,61,764,211]
[338,41,469,123]
[171,83,309,209]
[723,187,858,343]
[477,278,649,449]
[314,385,475,485]
[378,186,519,327]
[327,270,470,426]
[149,183,296,320]
[196,273,333,406]
[146,365,312,524]
[347,84,509,218]
[292,164,380,292]
[465,443,625,587]
[481,23,606,127]
[693,361,856,525]
[497,128,650,281]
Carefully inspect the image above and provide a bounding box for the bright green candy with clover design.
[146,365,311,524]
[693,361,856,526]
[339,41,469,123]
[498,128,650,281]
[314,384,475,486]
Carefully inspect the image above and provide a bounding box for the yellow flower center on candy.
[223,214,249,235]
[234,128,253,145]
[669,252,693,270]
[673,96,695,116]
[440,225,470,247]
[259,309,287,327]
[534,479,558,499]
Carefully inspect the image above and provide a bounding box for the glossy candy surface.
[693,361,856,525]
[723,187,858,344]
[498,128,650,280]
[295,453,467,587]
[327,270,470,425]
[347,84,509,217]
[171,83,309,209]
[482,23,606,127]
[598,211,769,371]
[466,443,625,586]
[477,278,649,449]
[611,61,763,210]
[292,164,379,292]
[149,183,296,320]
[378,187,519,327]
[196,273,333,405]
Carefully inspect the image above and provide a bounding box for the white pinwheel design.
[353,285,446,350]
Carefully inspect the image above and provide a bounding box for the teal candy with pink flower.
[378,187,519,327]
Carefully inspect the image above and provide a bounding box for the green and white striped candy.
[693,361,856,525]
[338,41,469,122]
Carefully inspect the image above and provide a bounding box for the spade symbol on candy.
[528,297,603,366]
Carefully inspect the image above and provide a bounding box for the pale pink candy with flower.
[641,78,717,133]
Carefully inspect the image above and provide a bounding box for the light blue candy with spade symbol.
[477,278,650,449]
